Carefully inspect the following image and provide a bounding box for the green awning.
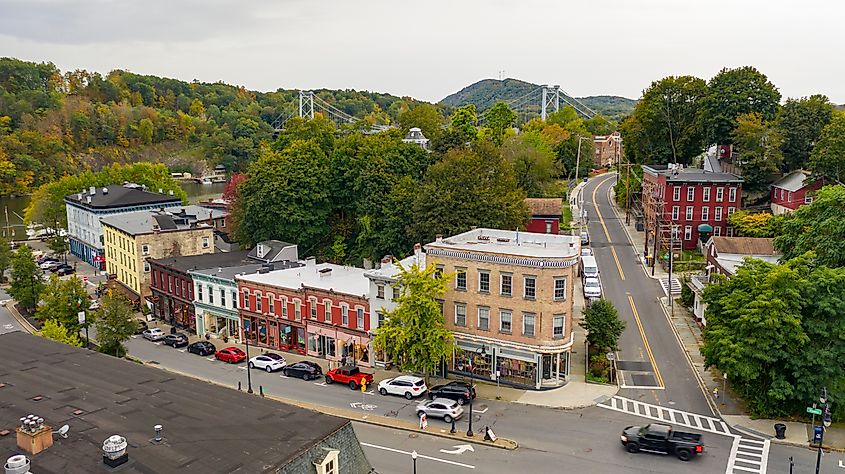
[698,224,713,233]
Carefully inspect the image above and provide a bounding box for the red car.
[215,347,246,364]
[325,365,374,390]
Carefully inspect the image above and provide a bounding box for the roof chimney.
[414,243,422,262]
[168,190,174,196]
[86,196,92,204]
[158,188,163,194]
[89,186,96,196]
[381,255,392,265]
[305,257,317,270]
[435,234,443,243]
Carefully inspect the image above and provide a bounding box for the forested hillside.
[0,57,431,196]
[440,78,636,120]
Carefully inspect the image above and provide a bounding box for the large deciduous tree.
[702,66,781,146]
[807,114,845,184]
[412,142,528,241]
[0,236,11,283]
[94,291,137,357]
[619,76,708,165]
[9,245,43,312]
[232,141,331,251]
[776,95,835,172]
[727,210,784,238]
[775,185,845,267]
[38,319,84,347]
[501,132,557,197]
[398,103,444,142]
[372,261,454,379]
[730,113,782,193]
[581,299,626,351]
[36,274,89,333]
[483,102,517,145]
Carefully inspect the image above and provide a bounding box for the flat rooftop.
[425,228,579,258]
[643,165,743,184]
[238,262,370,298]
[0,332,349,474]
[100,205,227,236]
[64,184,182,210]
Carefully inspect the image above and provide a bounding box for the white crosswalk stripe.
[726,437,769,474]
[599,396,731,437]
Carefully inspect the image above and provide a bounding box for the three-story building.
[425,228,580,389]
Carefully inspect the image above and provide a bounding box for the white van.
[580,255,599,281]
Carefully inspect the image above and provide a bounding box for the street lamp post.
[411,450,418,474]
[467,345,486,437]
[245,326,253,394]
[815,387,831,474]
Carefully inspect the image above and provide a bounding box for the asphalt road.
[0,287,24,335]
[582,174,711,415]
[123,334,734,473]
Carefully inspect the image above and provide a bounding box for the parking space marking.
[314,382,327,386]
[206,357,216,361]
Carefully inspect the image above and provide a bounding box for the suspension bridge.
[477,84,597,125]
[271,85,597,132]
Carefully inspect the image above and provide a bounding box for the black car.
[54,264,74,275]
[282,361,323,380]
[428,381,476,405]
[135,320,149,335]
[621,423,704,461]
[187,341,216,356]
[163,333,189,348]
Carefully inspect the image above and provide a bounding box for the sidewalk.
[607,184,845,449]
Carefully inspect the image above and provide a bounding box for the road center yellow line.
[628,295,664,388]
[591,176,625,281]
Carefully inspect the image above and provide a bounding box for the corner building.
[425,229,579,390]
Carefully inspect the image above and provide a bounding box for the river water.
[1,181,226,240]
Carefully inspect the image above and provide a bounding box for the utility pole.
[669,225,675,317]
[625,163,632,225]
[651,212,659,277]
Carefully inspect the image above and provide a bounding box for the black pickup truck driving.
[620,423,704,461]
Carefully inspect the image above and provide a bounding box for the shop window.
[499,310,512,333]
[455,303,467,327]
[456,269,467,290]
[523,312,535,337]
[500,273,512,296]
[478,270,490,293]
[477,307,489,330]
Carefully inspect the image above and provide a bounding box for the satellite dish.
[56,425,69,438]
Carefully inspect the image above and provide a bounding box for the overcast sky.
[0,0,841,104]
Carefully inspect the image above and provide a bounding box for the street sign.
[814,426,823,444]
[606,352,616,361]
[807,407,823,416]
[77,311,86,324]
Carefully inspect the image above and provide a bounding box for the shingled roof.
[524,198,563,217]
[709,236,779,256]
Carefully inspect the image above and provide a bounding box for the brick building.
[593,131,622,168]
[425,228,580,389]
[236,260,373,367]
[642,165,743,252]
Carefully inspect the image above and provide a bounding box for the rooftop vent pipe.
[4,455,31,474]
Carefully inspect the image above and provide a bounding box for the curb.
[143,361,519,451]
[605,185,662,281]
[5,300,37,334]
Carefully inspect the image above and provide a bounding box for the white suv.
[377,375,428,400]
[584,276,602,300]
[142,328,165,341]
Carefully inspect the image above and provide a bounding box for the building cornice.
[426,248,578,269]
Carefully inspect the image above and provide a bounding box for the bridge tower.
[540,85,560,121]
[299,90,314,119]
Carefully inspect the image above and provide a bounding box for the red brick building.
[770,170,825,215]
[642,165,743,251]
[236,259,372,367]
[593,132,621,168]
[524,198,562,234]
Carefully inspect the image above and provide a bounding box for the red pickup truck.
[325,365,374,390]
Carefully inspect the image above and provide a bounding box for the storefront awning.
[698,223,713,233]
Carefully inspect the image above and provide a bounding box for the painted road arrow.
[439,444,475,455]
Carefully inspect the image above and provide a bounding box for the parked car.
[186,341,216,356]
[56,264,75,276]
[135,320,149,335]
[326,365,375,390]
[580,231,590,246]
[215,347,247,364]
[49,263,69,273]
[39,260,60,270]
[580,248,594,257]
[142,328,165,341]
[377,375,427,399]
[282,361,323,380]
[248,353,287,372]
[584,276,602,300]
[163,333,189,348]
[416,398,464,424]
[89,300,101,311]
[620,423,704,461]
[427,381,476,405]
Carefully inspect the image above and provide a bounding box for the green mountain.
[440,78,636,120]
